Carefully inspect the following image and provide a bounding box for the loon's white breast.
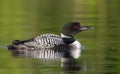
[69,40,81,59]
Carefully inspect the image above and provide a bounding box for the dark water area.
[0,0,120,74]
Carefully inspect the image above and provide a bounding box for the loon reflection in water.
[7,22,93,70]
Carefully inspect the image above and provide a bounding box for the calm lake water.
[0,0,120,74]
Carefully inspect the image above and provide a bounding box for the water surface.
[0,0,120,74]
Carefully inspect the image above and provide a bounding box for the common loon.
[8,22,93,69]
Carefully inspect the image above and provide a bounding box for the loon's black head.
[61,22,93,37]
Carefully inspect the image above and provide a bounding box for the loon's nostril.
[7,45,16,50]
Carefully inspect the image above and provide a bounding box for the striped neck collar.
[61,33,72,38]
[61,33,75,44]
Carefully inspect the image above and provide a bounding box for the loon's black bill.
[80,26,94,31]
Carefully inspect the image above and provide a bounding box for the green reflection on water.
[0,0,120,74]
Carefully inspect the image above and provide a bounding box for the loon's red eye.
[73,26,80,29]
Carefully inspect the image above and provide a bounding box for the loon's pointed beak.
[79,26,94,31]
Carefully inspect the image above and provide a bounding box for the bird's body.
[9,33,81,59]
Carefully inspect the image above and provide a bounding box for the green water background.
[0,0,120,74]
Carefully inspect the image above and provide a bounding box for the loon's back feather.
[8,34,69,59]
[35,34,64,48]
[23,34,64,49]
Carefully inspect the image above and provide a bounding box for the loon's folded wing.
[8,34,66,59]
